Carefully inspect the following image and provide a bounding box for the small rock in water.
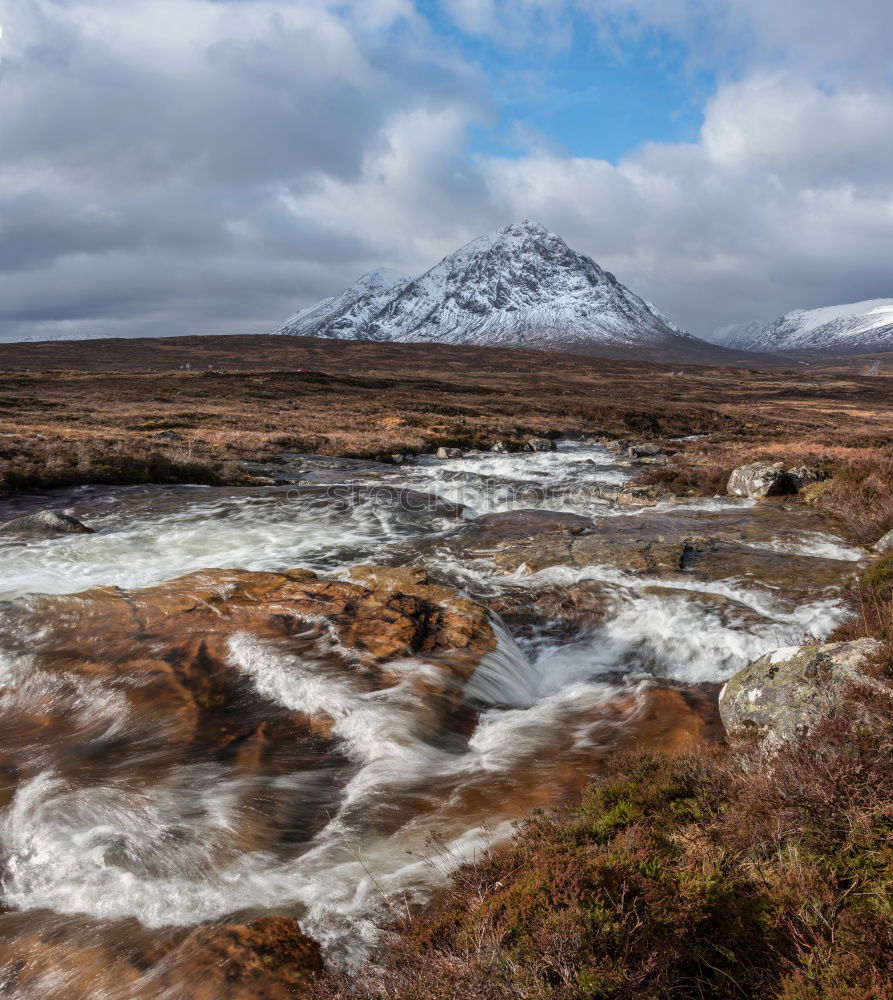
[491,441,510,453]
[727,461,790,499]
[0,510,94,536]
[436,446,463,459]
[526,437,555,452]
[719,638,882,740]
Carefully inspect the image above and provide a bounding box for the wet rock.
[486,581,620,637]
[0,509,94,535]
[3,567,496,815]
[586,484,673,508]
[628,442,663,458]
[526,436,555,452]
[682,534,716,554]
[786,465,822,491]
[160,917,324,1000]
[719,638,882,739]
[441,509,687,577]
[727,461,790,499]
[873,528,893,553]
[436,446,463,459]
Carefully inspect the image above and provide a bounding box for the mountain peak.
[276,224,692,351]
[501,219,550,237]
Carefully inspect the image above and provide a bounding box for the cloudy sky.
[2,0,892,343]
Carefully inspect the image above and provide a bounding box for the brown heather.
[2,334,893,502]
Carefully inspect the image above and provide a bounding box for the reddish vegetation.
[2,334,892,497]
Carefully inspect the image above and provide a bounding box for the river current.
[0,442,864,997]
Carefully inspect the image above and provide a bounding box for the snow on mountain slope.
[713,299,893,353]
[276,221,693,350]
[278,267,410,339]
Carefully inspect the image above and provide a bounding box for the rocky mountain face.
[278,267,410,341]
[713,298,893,353]
[276,221,695,351]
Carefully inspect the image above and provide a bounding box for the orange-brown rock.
[0,566,496,807]
[0,918,322,1000]
[155,917,323,1000]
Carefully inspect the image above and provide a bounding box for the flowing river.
[0,442,864,997]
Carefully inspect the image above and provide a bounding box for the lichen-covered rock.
[436,446,463,459]
[786,465,822,491]
[628,442,663,458]
[719,638,882,739]
[726,462,790,499]
[0,510,94,535]
[526,437,555,452]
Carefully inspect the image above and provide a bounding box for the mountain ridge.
[712,298,893,353]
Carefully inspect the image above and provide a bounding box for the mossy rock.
[719,638,881,740]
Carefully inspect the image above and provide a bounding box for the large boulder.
[726,462,790,499]
[0,510,94,535]
[438,509,688,576]
[628,442,663,458]
[719,638,882,739]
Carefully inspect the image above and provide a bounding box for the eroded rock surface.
[158,917,324,1000]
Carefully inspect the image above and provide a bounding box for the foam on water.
[0,491,455,599]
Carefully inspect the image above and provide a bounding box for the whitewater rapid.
[0,441,865,988]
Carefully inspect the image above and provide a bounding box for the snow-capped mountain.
[276,221,693,351]
[713,299,893,353]
[278,267,410,340]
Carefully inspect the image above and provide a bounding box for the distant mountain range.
[712,299,893,354]
[276,221,708,356]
